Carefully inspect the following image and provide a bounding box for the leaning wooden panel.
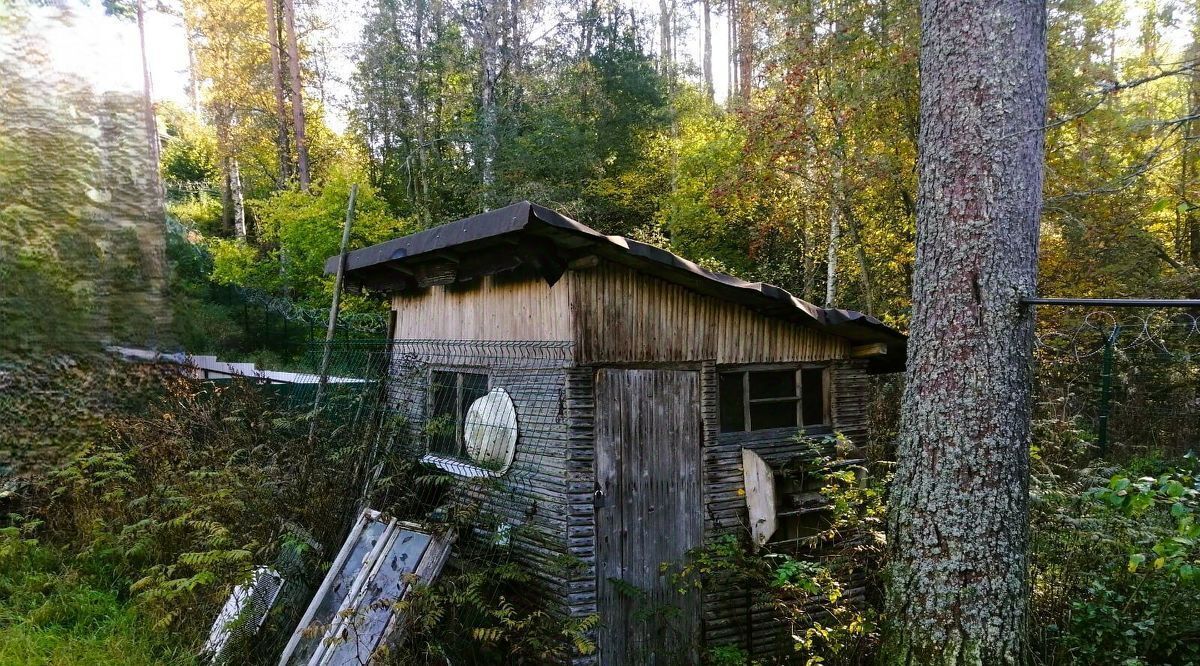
[742,448,777,546]
[278,511,454,666]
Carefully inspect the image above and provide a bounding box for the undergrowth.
[0,524,194,665]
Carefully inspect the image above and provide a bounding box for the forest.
[1,0,1199,663]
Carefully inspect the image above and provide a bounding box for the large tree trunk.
[883,0,1047,661]
[265,0,292,187]
[702,0,713,100]
[736,0,753,100]
[478,0,502,209]
[281,0,310,191]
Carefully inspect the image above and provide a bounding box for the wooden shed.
[327,201,905,664]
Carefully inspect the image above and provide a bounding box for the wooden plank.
[849,342,888,358]
[594,368,703,665]
[570,262,848,364]
[390,273,572,342]
[741,448,777,546]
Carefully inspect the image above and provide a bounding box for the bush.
[1030,457,1200,665]
[678,443,887,666]
[167,197,224,238]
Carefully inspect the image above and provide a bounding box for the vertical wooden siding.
[594,368,703,665]
[569,262,848,364]
[390,274,572,342]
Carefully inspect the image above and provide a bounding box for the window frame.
[718,363,831,434]
[426,367,490,459]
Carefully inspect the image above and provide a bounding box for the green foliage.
[159,103,219,186]
[1030,457,1200,665]
[383,536,598,664]
[0,525,194,665]
[11,373,390,657]
[227,169,414,306]
[677,447,887,665]
[168,196,224,237]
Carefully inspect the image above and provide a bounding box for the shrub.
[1030,457,1200,665]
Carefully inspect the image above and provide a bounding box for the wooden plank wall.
[699,360,873,659]
[390,274,571,342]
[569,262,848,365]
[384,341,578,629]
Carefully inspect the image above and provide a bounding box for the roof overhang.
[326,201,907,372]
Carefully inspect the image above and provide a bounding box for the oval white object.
[464,388,518,474]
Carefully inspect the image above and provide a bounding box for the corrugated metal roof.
[327,201,906,369]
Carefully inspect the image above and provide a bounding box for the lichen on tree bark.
[883,0,1047,662]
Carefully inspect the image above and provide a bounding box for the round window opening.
[463,388,518,475]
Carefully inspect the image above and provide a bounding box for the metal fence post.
[1097,325,1121,457]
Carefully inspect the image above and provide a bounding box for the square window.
[427,370,488,457]
[717,366,830,433]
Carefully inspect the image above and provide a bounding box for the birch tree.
[884,0,1047,662]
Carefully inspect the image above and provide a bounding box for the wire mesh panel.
[1034,309,1200,459]
[272,339,579,625]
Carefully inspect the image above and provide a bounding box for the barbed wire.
[1035,310,1200,360]
[234,287,387,335]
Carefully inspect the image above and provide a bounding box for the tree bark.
[702,0,713,101]
[230,158,246,238]
[727,0,736,99]
[281,0,310,191]
[736,0,753,101]
[842,203,875,315]
[825,156,842,307]
[413,0,431,222]
[478,0,502,209]
[659,0,672,72]
[883,0,1046,662]
[264,0,292,187]
[1187,11,1200,266]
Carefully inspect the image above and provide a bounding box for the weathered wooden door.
[595,368,703,665]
